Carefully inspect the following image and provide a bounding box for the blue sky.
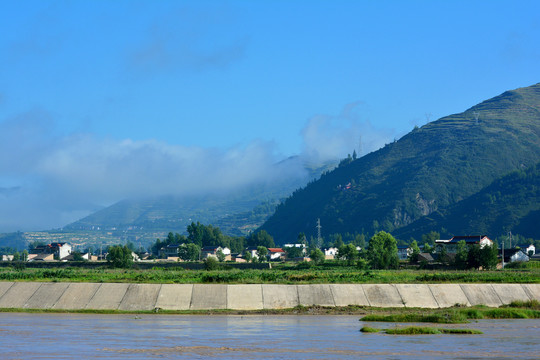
[1,0,539,232]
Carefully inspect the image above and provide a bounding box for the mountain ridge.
[260,83,540,243]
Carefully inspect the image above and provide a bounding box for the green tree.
[479,244,498,270]
[467,244,482,269]
[366,231,399,269]
[72,251,85,261]
[332,234,344,248]
[12,251,20,261]
[423,243,434,254]
[216,249,226,262]
[337,243,358,265]
[408,240,420,264]
[309,248,325,264]
[106,245,133,268]
[247,230,275,248]
[354,233,366,249]
[22,249,28,262]
[421,231,440,247]
[126,241,136,252]
[285,246,303,259]
[438,245,448,265]
[204,256,219,270]
[256,246,268,262]
[179,243,201,261]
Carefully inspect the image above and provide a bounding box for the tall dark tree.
[246,230,275,248]
[106,245,133,268]
[366,231,399,269]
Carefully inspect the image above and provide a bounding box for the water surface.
[0,313,538,359]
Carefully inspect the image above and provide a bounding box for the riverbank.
[0,282,538,312]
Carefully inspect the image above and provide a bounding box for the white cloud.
[0,103,396,232]
[0,110,301,231]
[300,102,394,163]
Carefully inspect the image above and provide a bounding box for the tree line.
[149,222,275,261]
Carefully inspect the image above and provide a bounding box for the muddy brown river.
[0,314,538,359]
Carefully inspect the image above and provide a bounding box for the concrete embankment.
[0,282,538,311]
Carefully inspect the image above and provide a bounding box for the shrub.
[204,257,220,271]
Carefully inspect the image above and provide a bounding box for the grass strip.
[360,326,380,333]
[384,326,482,335]
[361,311,467,324]
[1,265,538,284]
[505,299,540,310]
[361,307,540,323]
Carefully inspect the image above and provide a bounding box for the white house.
[517,244,535,256]
[245,246,260,259]
[267,248,286,260]
[201,246,231,260]
[397,246,412,260]
[500,248,529,263]
[31,242,72,260]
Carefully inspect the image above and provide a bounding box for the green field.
[0,262,538,284]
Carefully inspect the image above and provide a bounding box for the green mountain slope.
[260,83,540,244]
[394,162,540,240]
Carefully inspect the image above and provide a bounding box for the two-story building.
[31,242,72,260]
[435,235,493,254]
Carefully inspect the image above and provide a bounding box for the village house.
[159,244,181,258]
[29,253,55,261]
[417,252,435,263]
[499,248,529,263]
[30,242,72,260]
[323,247,338,260]
[397,245,412,260]
[63,252,98,261]
[267,248,286,260]
[230,253,247,263]
[516,244,535,256]
[201,246,231,260]
[245,246,260,259]
[435,235,494,254]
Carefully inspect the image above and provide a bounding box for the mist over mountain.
[64,157,338,237]
[260,83,540,244]
[0,100,387,233]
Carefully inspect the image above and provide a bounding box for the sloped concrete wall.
[0,282,538,311]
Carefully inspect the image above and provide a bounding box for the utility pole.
[316,218,322,248]
[502,237,505,269]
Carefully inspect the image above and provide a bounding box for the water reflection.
[0,314,538,359]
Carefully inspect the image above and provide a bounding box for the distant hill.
[260,83,540,244]
[64,158,337,237]
[394,162,540,240]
